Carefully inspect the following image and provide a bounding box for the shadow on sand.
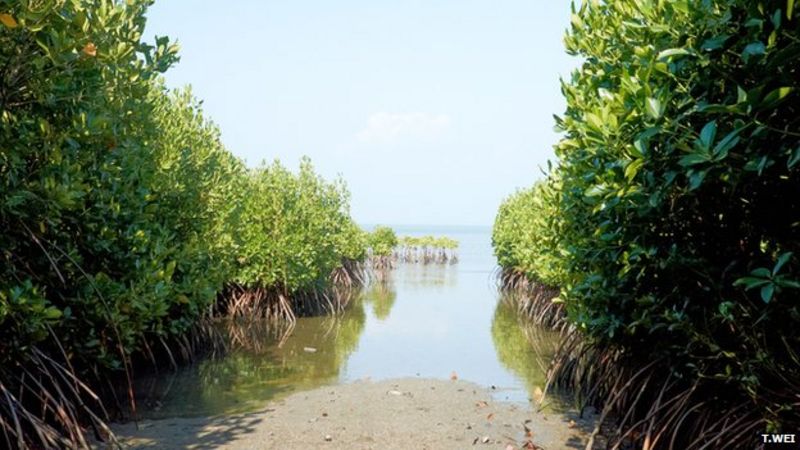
[108,410,266,449]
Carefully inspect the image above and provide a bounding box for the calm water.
[133,226,562,419]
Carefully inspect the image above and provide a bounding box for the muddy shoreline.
[108,378,596,449]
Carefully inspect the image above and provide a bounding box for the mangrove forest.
[494,1,800,448]
[1,0,799,449]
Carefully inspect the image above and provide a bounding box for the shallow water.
[133,226,562,419]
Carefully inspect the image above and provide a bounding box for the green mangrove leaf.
[788,147,800,169]
[761,284,775,303]
[734,277,770,289]
[657,48,693,60]
[773,252,793,276]
[742,42,766,62]
[646,97,663,119]
[699,121,717,150]
[701,34,730,51]
[679,154,710,167]
[760,87,794,109]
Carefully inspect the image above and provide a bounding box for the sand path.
[110,378,597,449]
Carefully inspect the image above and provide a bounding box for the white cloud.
[356,112,451,144]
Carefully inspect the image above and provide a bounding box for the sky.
[144,1,578,227]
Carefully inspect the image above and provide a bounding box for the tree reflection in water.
[363,279,397,320]
[133,296,367,419]
[491,295,568,411]
[392,263,458,293]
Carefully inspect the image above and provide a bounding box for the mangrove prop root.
[330,259,369,288]
[495,268,566,330]
[388,245,459,265]
[493,268,783,449]
[1,259,370,448]
[544,330,768,450]
[0,347,119,450]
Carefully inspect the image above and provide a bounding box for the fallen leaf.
[472,437,479,445]
[303,347,317,353]
[0,13,18,28]
[506,445,516,450]
[476,400,488,408]
[481,436,490,444]
[522,440,538,449]
[82,42,97,57]
[450,371,458,381]
[567,420,577,429]
[486,413,495,421]
[387,390,402,396]
[523,422,533,437]
[324,434,332,441]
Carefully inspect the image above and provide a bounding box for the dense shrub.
[492,178,563,287]
[0,1,366,447]
[1,0,184,372]
[394,235,459,264]
[367,226,398,257]
[397,235,459,250]
[232,158,363,294]
[366,229,461,267]
[494,0,799,445]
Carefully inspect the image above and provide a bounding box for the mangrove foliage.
[493,0,800,448]
[394,235,460,265]
[0,1,368,447]
[366,227,460,267]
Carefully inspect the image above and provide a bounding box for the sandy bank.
[110,378,597,449]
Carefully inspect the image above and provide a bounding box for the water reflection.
[363,280,397,320]
[134,301,366,419]
[491,294,565,409]
[393,262,458,290]
[132,227,569,420]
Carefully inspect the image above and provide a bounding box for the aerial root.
[544,331,768,450]
[495,268,565,329]
[0,345,120,450]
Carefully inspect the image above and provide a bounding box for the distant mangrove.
[365,226,460,269]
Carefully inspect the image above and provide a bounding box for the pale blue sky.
[144,1,577,226]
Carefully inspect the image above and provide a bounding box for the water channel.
[132,226,563,420]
